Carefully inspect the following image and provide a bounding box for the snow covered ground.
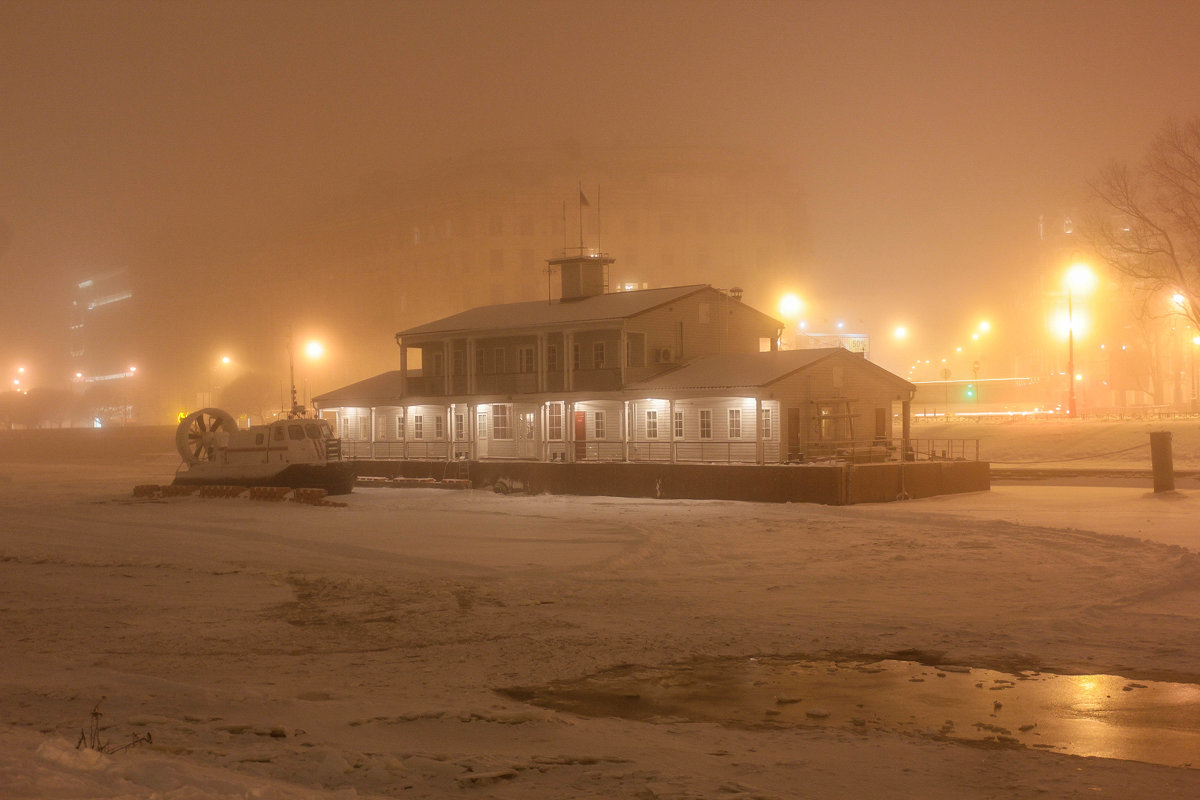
[3,421,1200,798]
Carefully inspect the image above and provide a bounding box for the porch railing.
[336,436,981,464]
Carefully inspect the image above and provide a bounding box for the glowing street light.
[1064,262,1096,418]
[777,293,803,320]
[978,320,991,334]
[893,325,909,340]
[304,340,325,360]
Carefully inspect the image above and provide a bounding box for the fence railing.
[334,436,981,464]
[903,438,979,461]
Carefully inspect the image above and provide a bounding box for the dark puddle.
[501,658,1200,769]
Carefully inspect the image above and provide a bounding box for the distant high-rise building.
[69,269,138,384]
[229,144,810,389]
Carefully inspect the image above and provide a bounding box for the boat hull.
[173,461,357,495]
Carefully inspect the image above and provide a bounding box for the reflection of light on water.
[510,660,1200,769]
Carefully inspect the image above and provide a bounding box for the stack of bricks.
[290,487,347,507]
[198,485,247,499]
[248,486,292,501]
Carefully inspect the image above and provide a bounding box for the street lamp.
[1192,335,1200,413]
[288,334,326,417]
[1064,262,1097,418]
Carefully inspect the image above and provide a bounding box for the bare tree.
[1087,118,1200,328]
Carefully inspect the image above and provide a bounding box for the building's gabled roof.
[629,349,916,393]
[399,284,757,337]
[312,370,405,408]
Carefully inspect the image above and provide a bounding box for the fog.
[3,0,1199,420]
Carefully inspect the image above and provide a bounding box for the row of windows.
[408,211,788,247]
[606,407,772,440]
[348,407,773,442]
[429,342,612,376]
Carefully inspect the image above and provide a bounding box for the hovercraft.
[172,408,356,495]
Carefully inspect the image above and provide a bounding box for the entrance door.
[574,411,587,461]
[786,407,802,461]
[517,411,536,458]
[476,411,488,459]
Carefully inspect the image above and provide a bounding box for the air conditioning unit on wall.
[654,347,674,364]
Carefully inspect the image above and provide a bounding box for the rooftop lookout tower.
[549,249,614,301]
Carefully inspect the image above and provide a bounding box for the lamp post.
[287,334,325,418]
[1064,263,1096,418]
[1067,287,1077,418]
[1192,335,1200,413]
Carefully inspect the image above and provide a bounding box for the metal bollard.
[1150,430,1174,493]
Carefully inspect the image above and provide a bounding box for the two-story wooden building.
[314,251,916,466]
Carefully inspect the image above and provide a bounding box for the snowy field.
[3,421,1200,798]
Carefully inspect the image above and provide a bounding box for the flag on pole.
[579,189,590,207]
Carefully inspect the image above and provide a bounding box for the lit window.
[700,409,712,439]
[728,409,742,439]
[455,413,465,440]
[674,410,684,438]
[435,416,444,439]
[413,415,424,439]
[594,410,606,439]
[646,410,658,439]
[762,408,772,439]
[493,404,513,440]
[547,403,563,440]
[396,414,405,439]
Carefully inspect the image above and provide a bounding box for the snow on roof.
[399,284,721,337]
[312,370,404,408]
[630,349,915,392]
